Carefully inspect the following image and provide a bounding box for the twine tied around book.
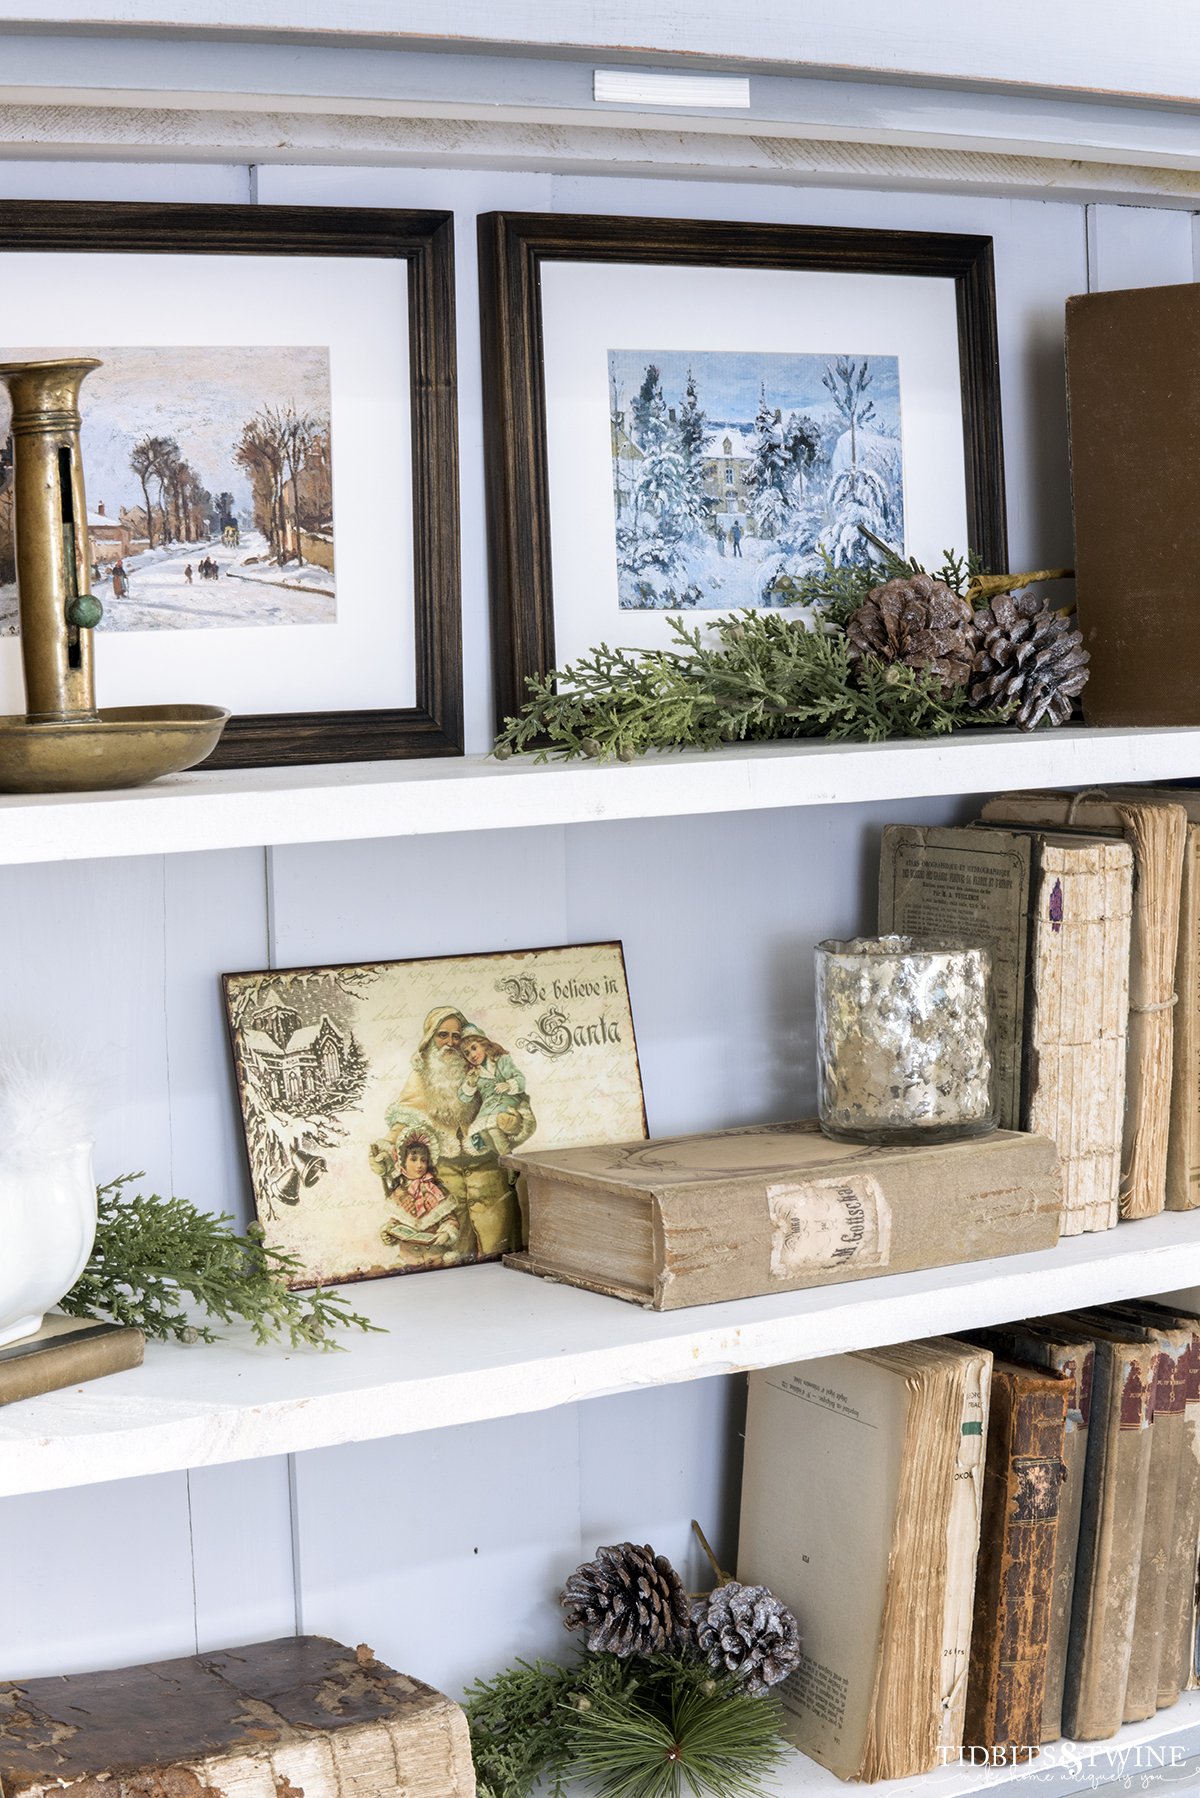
[1060,787,1179,1015]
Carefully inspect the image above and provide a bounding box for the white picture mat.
[540,261,969,667]
[0,251,415,715]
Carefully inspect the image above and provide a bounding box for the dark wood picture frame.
[478,211,1007,731]
[0,201,462,767]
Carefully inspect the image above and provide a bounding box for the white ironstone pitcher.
[0,1140,96,1347]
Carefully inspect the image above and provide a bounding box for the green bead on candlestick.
[66,593,103,630]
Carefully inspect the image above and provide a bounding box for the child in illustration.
[457,1024,536,1157]
[369,1114,477,1268]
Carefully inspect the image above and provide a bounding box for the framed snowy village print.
[479,213,1006,728]
[223,942,647,1286]
[0,201,462,767]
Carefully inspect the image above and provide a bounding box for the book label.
[767,1174,892,1278]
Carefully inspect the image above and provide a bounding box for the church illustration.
[241,994,349,1107]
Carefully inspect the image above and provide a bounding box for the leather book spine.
[0,1318,144,1406]
[962,1365,1067,1754]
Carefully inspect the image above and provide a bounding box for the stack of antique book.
[879,790,1193,1235]
[737,1307,1200,1780]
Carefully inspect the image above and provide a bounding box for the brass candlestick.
[0,358,229,792]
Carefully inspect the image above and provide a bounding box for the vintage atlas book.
[0,1636,475,1797]
[880,821,1133,1233]
[961,1359,1068,1755]
[224,942,647,1286]
[981,793,1186,1221]
[1056,1318,1155,1741]
[504,1119,1061,1310]
[0,1313,143,1407]
[738,1339,992,1781]
[963,1323,1093,1743]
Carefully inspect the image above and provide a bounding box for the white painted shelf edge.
[3,1208,1199,1499]
[0,727,1199,865]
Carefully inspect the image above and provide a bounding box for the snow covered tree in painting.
[608,347,905,610]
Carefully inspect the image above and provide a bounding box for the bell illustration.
[0,358,229,791]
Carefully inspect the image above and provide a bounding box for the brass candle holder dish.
[0,358,229,792]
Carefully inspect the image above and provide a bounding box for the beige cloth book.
[737,1339,992,1782]
[881,822,1132,1234]
[981,793,1186,1220]
[0,1637,475,1797]
[504,1120,1061,1310]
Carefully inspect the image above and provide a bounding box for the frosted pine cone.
[846,573,978,693]
[692,1582,802,1695]
[969,589,1090,729]
[560,1543,690,1657]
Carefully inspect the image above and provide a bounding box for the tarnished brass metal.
[0,357,229,792]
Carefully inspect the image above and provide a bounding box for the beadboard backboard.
[0,154,1194,1697]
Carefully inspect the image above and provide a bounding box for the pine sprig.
[495,609,1011,763]
[465,1653,785,1798]
[60,1173,381,1351]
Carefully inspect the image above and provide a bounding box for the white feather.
[0,1041,95,1167]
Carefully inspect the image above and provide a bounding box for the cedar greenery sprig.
[60,1173,380,1351]
[494,608,1012,764]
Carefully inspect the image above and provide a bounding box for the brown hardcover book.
[963,1324,1093,1743]
[737,1339,992,1782]
[1065,283,1200,727]
[981,793,1185,1222]
[0,1313,144,1407]
[1097,1308,1189,1721]
[880,823,1133,1231]
[1058,1323,1156,1740]
[962,1361,1067,1756]
[0,1636,474,1797]
[504,1120,1061,1310]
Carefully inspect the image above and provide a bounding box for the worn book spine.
[1168,823,1200,1210]
[938,1350,991,1750]
[0,1316,144,1406]
[877,823,1032,1131]
[961,1325,1092,1744]
[1063,1337,1155,1741]
[982,794,1185,1221]
[1021,839,1133,1233]
[962,1365,1067,1754]
[1120,1331,1186,1721]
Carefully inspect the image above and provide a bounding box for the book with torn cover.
[961,1359,1068,1755]
[0,1636,475,1797]
[737,1339,992,1782]
[504,1120,1061,1310]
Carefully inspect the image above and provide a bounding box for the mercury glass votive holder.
[815,934,997,1145]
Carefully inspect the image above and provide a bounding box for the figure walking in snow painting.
[608,348,904,612]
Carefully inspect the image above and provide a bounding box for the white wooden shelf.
[4,1209,1200,1500]
[1,727,1199,866]
[565,1693,1200,1797]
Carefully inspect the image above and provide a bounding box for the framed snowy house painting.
[0,201,462,767]
[479,212,1005,730]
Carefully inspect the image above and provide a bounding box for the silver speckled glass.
[815,934,997,1145]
